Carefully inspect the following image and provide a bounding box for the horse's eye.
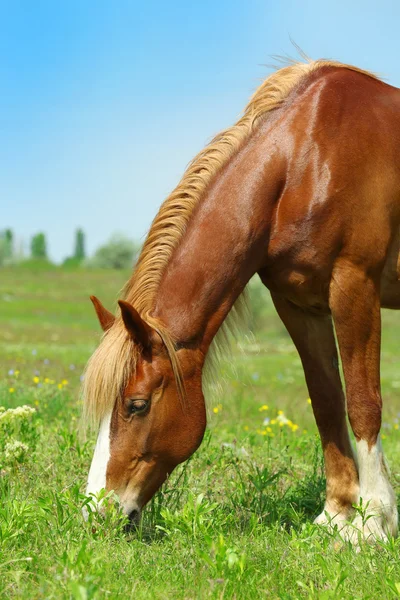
[129,399,149,415]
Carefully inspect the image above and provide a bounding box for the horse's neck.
[152,123,283,353]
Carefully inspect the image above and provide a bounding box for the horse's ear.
[90,296,115,332]
[118,300,152,349]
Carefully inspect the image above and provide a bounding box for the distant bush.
[87,233,140,270]
[62,257,84,269]
[13,259,57,271]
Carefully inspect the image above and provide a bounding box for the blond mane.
[83,58,379,426]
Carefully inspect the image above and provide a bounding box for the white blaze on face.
[86,412,112,506]
[84,411,141,522]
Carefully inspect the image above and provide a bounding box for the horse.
[83,58,400,544]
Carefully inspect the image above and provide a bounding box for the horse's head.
[84,297,206,524]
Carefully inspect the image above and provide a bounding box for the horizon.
[2,1,400,262]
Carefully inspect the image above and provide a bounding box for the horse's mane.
[83,58,378,426]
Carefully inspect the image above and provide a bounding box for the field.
[1,266,400,599]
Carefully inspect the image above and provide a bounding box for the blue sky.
[1,0,400,262]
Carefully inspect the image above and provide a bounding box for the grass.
[1,266,400,599]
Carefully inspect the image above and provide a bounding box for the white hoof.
[341,517,388,546]
[339,500,398,546]
[314,505,351,530]
[350,438,399,544]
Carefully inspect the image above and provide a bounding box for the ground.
[1,266,400,599]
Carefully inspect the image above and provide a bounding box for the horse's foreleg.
[330,263,398,542]
[271,293,359,527]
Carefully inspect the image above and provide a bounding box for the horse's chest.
[381,230,400,308]
[259,204,338,310]
[259,249,331,312]
[262,228,400,311]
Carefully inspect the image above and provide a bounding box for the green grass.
[1,267,400,599]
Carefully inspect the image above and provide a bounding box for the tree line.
[0,228,269,329]
[0,229,140,270]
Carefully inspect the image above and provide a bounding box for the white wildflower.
[276,413,289,425]
[0,405,36,425]
[4,440,29,461]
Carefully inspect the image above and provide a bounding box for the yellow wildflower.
[44,378,50,384]
[266,427,272,433]
[271,419,276,425]
[243,425,249,431]
[57,383,63,390]
[258,405,269,412]
[15,370,20,376]
[394,424,399,430]
[307,398,312,405]
[278,410,284,416]
[33,376,39,384]
[9,387,15,393]
[61,379,68,385]
[292,424,299,432]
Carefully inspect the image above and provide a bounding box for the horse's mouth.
[124,508,141,531]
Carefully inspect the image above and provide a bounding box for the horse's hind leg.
[330,262,398,542]
[271,293,359,526]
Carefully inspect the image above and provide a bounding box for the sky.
[1,0,400,262]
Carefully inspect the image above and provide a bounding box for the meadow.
[1,266,400,599]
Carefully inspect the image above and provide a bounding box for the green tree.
[4,229,13,258]
[89,233,139,270]
[0,229,14,265]
[73,228,86,261]
[0,238,7,266]
[30,233,47,259]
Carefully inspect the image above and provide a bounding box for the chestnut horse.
[83,59,400,543]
